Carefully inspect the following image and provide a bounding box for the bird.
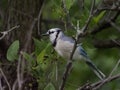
[42,28,106,80]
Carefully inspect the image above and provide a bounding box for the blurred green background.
[0,0,120,90]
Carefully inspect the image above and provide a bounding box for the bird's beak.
[42,33,49,36]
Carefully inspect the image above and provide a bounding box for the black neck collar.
[52,30,61,47]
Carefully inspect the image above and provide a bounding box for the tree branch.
[93,39,120,48]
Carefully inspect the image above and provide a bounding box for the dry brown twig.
[12,79,17,90]
[17,54,23,90]
[0,25,20,40]
[111,39,120,46]
[107,19,120,32]
[0,68,11,90]
[37,0,45,35]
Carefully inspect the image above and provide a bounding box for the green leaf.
[33,38,49,55]
[36,43,51,70]
[7,40,19,62]
[44,83,55,90]
[93,11,106,23]
[37,43,50,64]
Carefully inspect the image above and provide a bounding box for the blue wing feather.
[79,46,88,58]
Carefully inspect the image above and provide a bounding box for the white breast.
[54,39,83,60]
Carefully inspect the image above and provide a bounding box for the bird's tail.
[86,58,106,80]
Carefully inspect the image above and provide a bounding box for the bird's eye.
[49,31,54,34]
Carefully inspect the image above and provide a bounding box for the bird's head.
[42,28,63,43]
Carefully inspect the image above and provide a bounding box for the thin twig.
[93,38,120,48]
[111,39,120,46]
[12,79,18,90]
[0,68,11,90]
[92,73,120,90]
[37,0,45,35]
[98,7,120,11]
[61,0,76,30]
[0,25,20,40]
[59,61,72,90]
[109,59,120,77]
[17,54,23,90]
[108,20,120,32]
[55,62,58,81]
[81,0,95,33]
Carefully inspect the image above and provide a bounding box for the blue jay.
[42,28,106,80]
